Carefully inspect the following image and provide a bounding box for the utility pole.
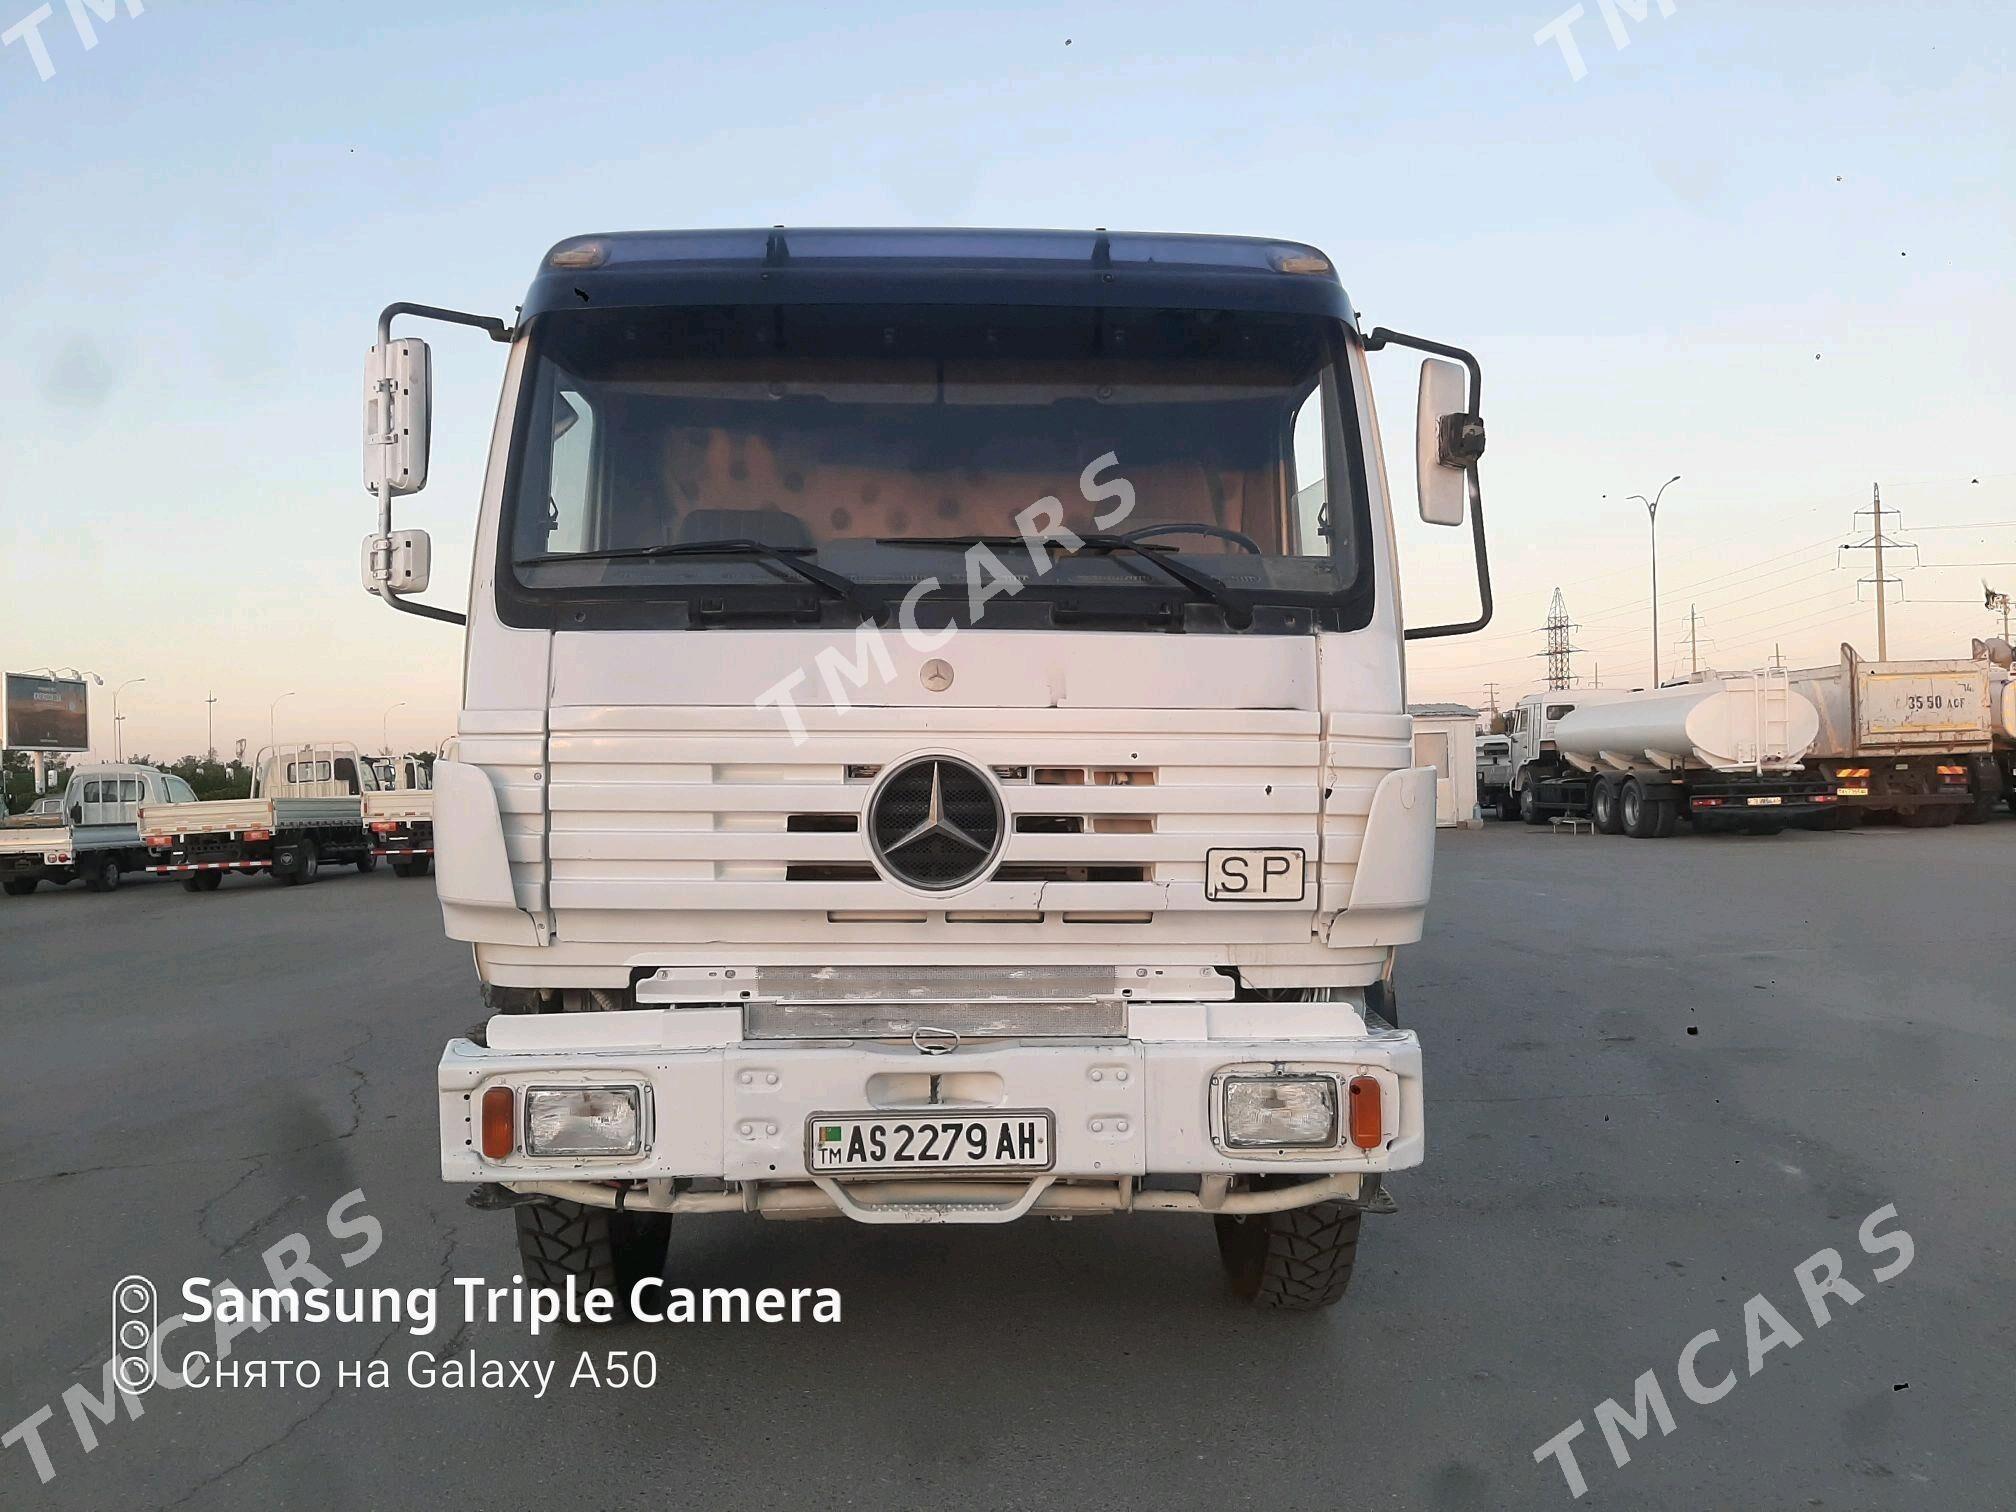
[1987,583,2013,643]
[205,692,218,762]
[1840,484,1914,659]
[1543,588,1580,691]
[1687,604,1702,675]
[1770,643,1787,673]
[1481,682,1501,719]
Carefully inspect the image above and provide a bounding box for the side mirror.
[364,337,433,497]
[361,529,433,595]
[1415,357,1482,526]
[68,805,81,824]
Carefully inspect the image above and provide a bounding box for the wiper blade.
[520,538,879,619]
[874,533,1254,627]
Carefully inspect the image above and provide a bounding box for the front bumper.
[439,1006,1422,1224]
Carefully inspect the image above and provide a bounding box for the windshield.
[497,302,1372,633]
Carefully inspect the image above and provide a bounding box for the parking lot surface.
[2,819,2010,1509]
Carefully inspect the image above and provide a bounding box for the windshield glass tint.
[501,302,1367,629]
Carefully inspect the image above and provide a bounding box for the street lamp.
[270,691,296,751]
[1627,476,1681,685]
[382,701,407,757]
[112,678,147,761]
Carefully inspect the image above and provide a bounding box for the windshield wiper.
[875,534,1253,628]
[520,539,880,620]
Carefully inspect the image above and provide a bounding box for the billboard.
[3,673,91,753]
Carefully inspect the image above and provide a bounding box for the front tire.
[1215,1199,1363,1311]
[514,1198,672,1314]
[1519,784,1544,825]
[83,857,122,893]
[277,841,320,886]
[2,877,35,897]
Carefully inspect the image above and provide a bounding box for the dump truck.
[138,742,377,888]
[1507,672,1839,835]
[364,755,435,877]
[0,763,198,895]
[1789,645,1997,826]
[361,226,1500,1310]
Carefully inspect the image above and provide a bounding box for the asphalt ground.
[2,815,2011,1509]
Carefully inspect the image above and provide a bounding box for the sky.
[1,0,2011,756]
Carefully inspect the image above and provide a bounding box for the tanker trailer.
[1507,671,1837,837]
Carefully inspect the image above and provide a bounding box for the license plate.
[1838,786,1869,797]
[1205,847,1306,901]
[808,1113,1052,1173]
[1746,796,1783,807]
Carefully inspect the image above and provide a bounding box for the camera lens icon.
[111,1275,158,1395]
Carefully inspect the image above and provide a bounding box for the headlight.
[523,1085,645,1157]
[1221,1075,1338,1148]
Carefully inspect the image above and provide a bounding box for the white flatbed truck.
[364,756,435,878]
[138,743,377,888]
[0,764,199,895]
[363,227,1496,1310]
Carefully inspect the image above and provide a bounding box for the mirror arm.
[369,304,509,629]
[1365,327,1493,641]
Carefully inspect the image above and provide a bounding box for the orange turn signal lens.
[480,1086,515,1159]
[1347,1076,1384,1150]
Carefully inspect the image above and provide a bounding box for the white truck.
[365,756,435,878]
[1506,673,1840,835]
[0,763,199,895]
[1977,638,2016,814]
[362,227,1496,1310]
[138,742,378,889]
[1788,645,1998,826]
[1476,732,1514,818]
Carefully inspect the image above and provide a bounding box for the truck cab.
[363,227,1493,1310]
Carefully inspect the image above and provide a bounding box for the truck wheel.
[1620,780,1659,838]
[184,872,224,892]
[279,843,320,885]
[513,1198,671,1313]
[2,877,35,896]
[355,851,379,873]
[1591,778,1622,834]
[83,857,122,893]
[414,855,433,877]
[1214,1199,1363,1311]
[391,860,414,878]
[1957,789,1997,825]
[1519,785,1544,825]
[1651,799,1679,838]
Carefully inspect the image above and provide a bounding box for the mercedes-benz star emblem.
[920,659,954,692]
[867,756,1005,891]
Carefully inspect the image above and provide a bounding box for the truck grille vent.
[867,756,1005,890]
